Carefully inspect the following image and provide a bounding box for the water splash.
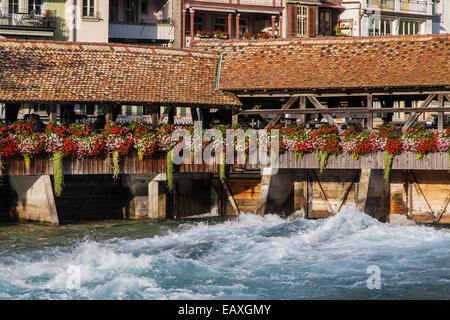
[0,206,449,299]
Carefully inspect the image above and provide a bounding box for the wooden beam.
[366,94,373,130]
[298,96,307,126]
[402,93,437,132]
[151,105,160,129]
[435,195,450,223]
[239,107,448,115]
[265,96,298,128]
[232,108,239,126]
[437,94,444,131]
[47,103,57,123]
[310,170,334,215]
[335,171,359,214]
[159,106,174,122]
[221,179,240,216]
[444,93,450,103]
[307,96,337,127]
[409,170,437,223]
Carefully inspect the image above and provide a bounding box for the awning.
[320,3,345,9]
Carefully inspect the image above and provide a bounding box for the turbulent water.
[0,206,449,300]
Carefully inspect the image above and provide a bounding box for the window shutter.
[289,4,297,36]
[308,6,316,37]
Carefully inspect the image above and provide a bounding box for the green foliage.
[24,154,31,171]
[112,151,120,180]
[220,152,226,181]
[384,151,394,182]
[167,149,174,192]
[316,150,329,174]
[51,151,64,197]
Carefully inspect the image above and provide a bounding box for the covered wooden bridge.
[0,35,449,225]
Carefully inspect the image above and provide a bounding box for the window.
[82,0,95,17]
[141,0,148,15]
[125,0,137,23]
[214,17,226,32]
[8,0,19,14]
[239,18,248,35]
[399,20,420,35]
[369,18,392,36]
[28,0,42,15]
[296,5,308,36]
[109,0,117,22]
[319,9,331,35]
[194,16,203,32]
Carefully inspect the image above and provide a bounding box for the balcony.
[109,19,174,42]
[367,0,394,10]
[186,0,283,8]
[399,0,428,14]
[0,10,56,38]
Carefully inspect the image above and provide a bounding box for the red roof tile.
[0,39,241,106]
[191,34,450,93]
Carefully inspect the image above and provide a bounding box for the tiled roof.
[191,34,450,92]
[0,39,241,106]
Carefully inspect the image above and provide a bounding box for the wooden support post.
[190,107,199,123]
[104,104,114,122]
[222,179,240,216]
[151,105,160,129]
[307,96,338,127]
[298,96,307,127]
[148,174,167,220]
[265,96,298,128]
[366,94,373,130]
[271,15,276,38]
[227,13,232,38]
[47,103,57,123]
[168,106,175,124]
[437,94,444,131]
[402,93,437,131]
[232,108,239,126]
[235,13,240,39]
[255,168,272,215]
[279,15,283,38]
[182,9,186,48]
[310,169,334,215]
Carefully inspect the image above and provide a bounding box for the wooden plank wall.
[3,152,449,175]
[390,170,450,224]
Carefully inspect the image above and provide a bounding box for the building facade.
[0,0,66,40]
[65,0,176,46]
[340,0,435,37]
[433,0,450,34]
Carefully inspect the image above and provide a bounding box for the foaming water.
[0,206,449,299]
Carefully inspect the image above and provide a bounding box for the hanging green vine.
[219,152,226,181]
[24,154,31,171]
[167,149,174,192]
[112,150,120,180]
[51,151,64,197]
[316,150,329,174]
[383,151,394,182]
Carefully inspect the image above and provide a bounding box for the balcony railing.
[0,10,57,28]
[367,0,394,10]
[188,0,283,7]
[400,0,428,14]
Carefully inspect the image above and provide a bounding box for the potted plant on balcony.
[40,9,53,27]
[243,32,257,40]
[196,30,213,38]
[213,29,228,39]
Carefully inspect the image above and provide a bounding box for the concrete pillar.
[148,173,168,220]
[122,174,154,219]
[357,169,390,222]
[8,175,59,225]
[293,171,307,217]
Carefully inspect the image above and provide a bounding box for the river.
[0,206,449,299]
